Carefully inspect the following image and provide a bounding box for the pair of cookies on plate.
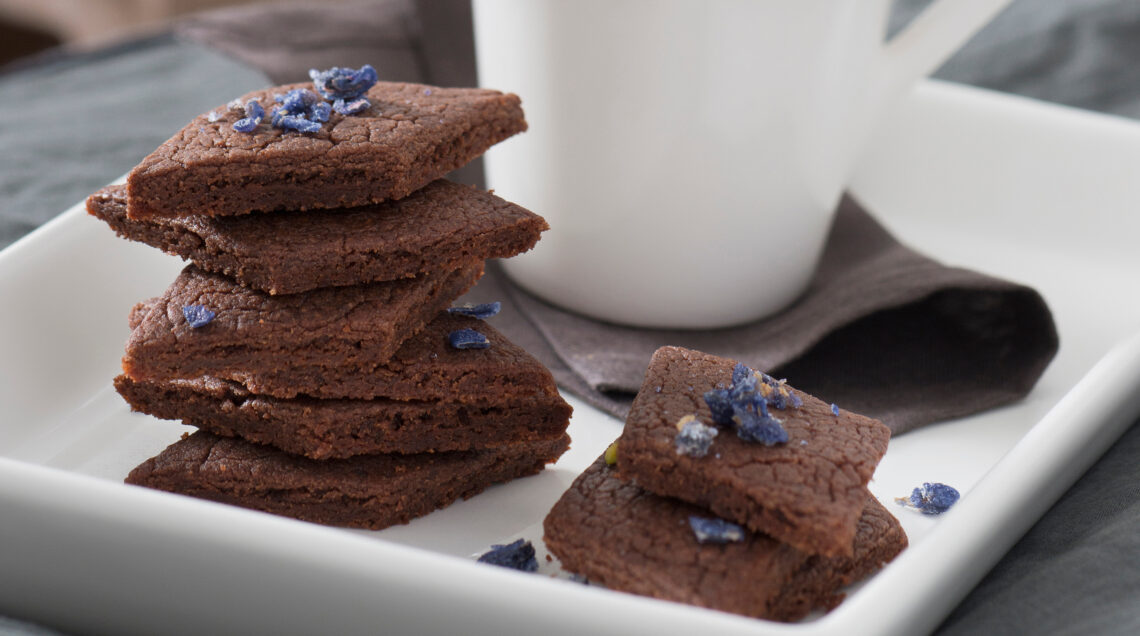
[545,346,908,621]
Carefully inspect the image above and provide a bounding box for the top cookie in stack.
[93,65,573,530]
[125,66,527,219]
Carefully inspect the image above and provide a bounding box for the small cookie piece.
[543,456,907,621]
[126,430,570,530]
[126,81,526,219]
[616,347,891,557]
[88,181,547,295]
[114,373,572,459]
[121,263,483,399]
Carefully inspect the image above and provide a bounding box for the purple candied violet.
[270,88,328,133]
[448,328,490,350]
[274,87,319,112]
[734,400,788,445]
[182,304,216,328]
[674,414,718,458]
[447,302,501,320]
[831,403,841,416]
[270,108,322,134]
[757,372,802,410]
[688,516,746,544]
[895,482,960,515]
[703,388,735,426]
[332,97,370,116]
[477,539,538,573]
[704,361,790,445]
[310,64,379,101]
[728,366,762,407]
[309,101,332,123]
[271,112,321,133]
[231,99,264,133]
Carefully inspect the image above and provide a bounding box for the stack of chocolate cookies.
[89,68,572,529]
[544,346,906,621]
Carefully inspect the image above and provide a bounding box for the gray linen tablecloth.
[1,1,1138,634]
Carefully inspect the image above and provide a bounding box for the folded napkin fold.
[460,195,1058,435]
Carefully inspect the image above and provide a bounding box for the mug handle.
[878,0,1014,97]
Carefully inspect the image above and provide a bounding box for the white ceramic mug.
[474,0,1012,329]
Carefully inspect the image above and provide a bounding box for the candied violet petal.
[758,372,800,410]
[896,482,960,515]
[728,370,760,406]
[182,304,215,328]
[310,64,379,100]
[333,97,371,115]
[831,403,840,416]
[703,388,734,426]
[232,117,258,133]
[310,101,331,123]
[675,415,719,457]
[477,539,538,572]
[707,361,792,444]
[689,516,746,544]
[275,88,319,112]
[269,89,328,132]
[232,99,264,133]
[448,328,490,350]
[270,108,322,134]
[734,408,788,445]
[447,302,501,320]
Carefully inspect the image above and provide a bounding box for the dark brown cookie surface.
[543,456,907,621]
[616,346,891,557]
[115,373,572,459]
[121,263,483,399]
[88,181,547,295]
[124,304,560,402]
[126,81,526,218]
[126,430,570,530]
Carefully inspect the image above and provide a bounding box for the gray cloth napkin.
[461,196,1058,435]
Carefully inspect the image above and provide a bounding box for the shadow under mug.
[474,0,1012,329]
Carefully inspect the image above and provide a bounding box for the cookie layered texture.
[617,346,890,557]
[126,81,527,219]
[88,181,547,295]
[121,264,485,399]
[116,313,570,459]
[544,456,907,621]
[128,431,569,530]
[96,69,570,531]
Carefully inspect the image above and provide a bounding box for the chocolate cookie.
[615,346,891,557]
[543,456,907,621]
[114,373,572,459]
[121,263,483,399]
[88,181,547,295]
[126,81,526,219]
[124,302,560,402]
[126,430,570,530]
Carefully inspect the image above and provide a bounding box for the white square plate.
[3,81,1140,635]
